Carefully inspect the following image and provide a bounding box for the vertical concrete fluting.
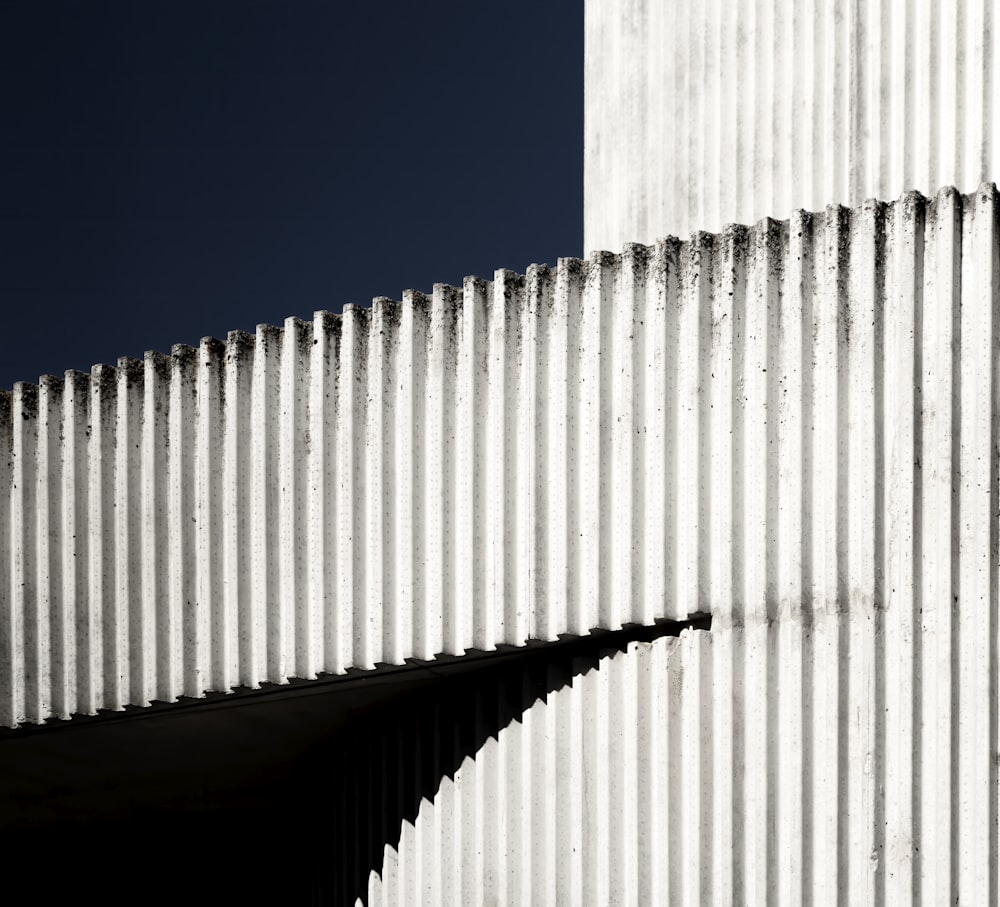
[0,183,995,900]
[0,185,998,901]
[585,0,1000,250]
[359,619,994,905]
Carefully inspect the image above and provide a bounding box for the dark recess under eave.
[0,615,708,906]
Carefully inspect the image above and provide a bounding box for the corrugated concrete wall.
[363,623,999,905]
[585,0,1000,250]
[2,184,998,730]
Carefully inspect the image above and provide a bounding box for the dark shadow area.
[0,617,708,905]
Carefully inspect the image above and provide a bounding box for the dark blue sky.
[0,1,583,390]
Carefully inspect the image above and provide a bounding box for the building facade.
[3,2,999,904]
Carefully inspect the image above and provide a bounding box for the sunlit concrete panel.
[1,185,997,731]
[367,614,999,905]
[585,0,1000,250]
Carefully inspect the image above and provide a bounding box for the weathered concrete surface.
[585,0,1000,249]
[368,615,999,905]
[1,186,997,736]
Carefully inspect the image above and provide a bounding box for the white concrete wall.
[358,185,1000,905]
[2,185,998,731]
[366,618,1000,904]
[585,0,1000,251]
